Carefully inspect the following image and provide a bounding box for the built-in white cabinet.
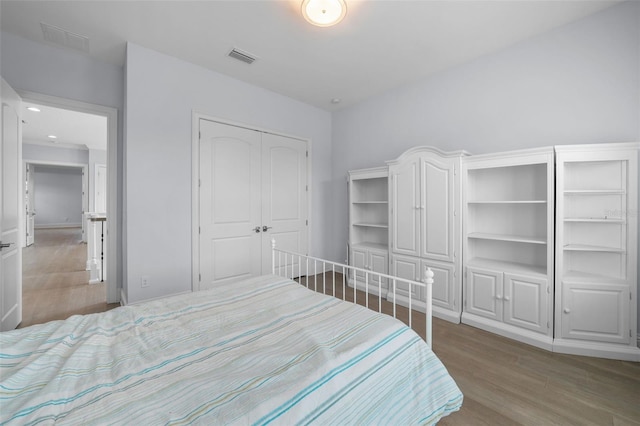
[462,148,555,350]
[388,147,467,323]
[347,142,639,361]
[348,167,389,295]
[554,143,639,361]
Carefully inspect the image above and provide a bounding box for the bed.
[1,248,462,425]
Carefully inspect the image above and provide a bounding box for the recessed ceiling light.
[27,107,41,112]
[331,98,341,104]
[48,135,57,139]
[302,0,347,27]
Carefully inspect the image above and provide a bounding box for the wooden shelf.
[353,223,388,229]
[351,242,387,251]
[467,257,547,277]
[562,271,627,285]
[563,244,624,253]
[352,201,388,204]
[564,218,625,223]
[563,189,625,195]
[468,232,546,245]
[468,200,547,205]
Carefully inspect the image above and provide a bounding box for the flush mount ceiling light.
[301,0,347,27]
[27,107,41,112]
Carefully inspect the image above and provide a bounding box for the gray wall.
[124,43,333,304]
[33,166,83,227]
[331,2,640,329]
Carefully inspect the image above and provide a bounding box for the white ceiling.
[0,0,620,111]
[22,103,107,151]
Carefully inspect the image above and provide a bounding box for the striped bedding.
[1,275,462,425]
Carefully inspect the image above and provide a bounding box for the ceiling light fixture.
[301,0,347,27]
[48,135,57,139]
[27,107,41,112]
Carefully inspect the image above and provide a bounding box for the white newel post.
[86,213,107,283]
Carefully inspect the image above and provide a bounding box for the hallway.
[20,227,118,328]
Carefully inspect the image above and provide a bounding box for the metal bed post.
[424,266,434,348]
[271,239,276,274]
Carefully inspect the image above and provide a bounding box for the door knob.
[262,226,273,232]
[253,226,261,233]
[564,308,571,314]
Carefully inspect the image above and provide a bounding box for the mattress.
[1,275,462,425]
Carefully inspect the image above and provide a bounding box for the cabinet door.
[420,157,455,263]
[350,247,367,283]
[368,249,388,290]
[503,273,548,334]
[561,282,630,344]
[465,266,503,321]
[390,255,422,301]
[422,259,455,310]
[390,160,420,257]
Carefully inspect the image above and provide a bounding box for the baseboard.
[35,223,82,229]
[553,338,640,362]
[461,312,554,351]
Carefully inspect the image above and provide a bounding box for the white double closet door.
[199,120,308,289]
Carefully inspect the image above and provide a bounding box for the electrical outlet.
[141,276,150,288]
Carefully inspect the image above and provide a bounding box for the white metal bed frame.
[271,240,434,347]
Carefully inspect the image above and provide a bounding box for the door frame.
[191,111,312,291]
[19,91,119,303]
[23,160,88,239]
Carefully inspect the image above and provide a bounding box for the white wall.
[125,43,332,304]
[1,31,124,291]
[331,2,640,328]
[33,166,83,227]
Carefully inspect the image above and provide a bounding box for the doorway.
[18,93,118,326]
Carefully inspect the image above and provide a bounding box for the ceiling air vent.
[228,48,257,65]
[41,22,90,53]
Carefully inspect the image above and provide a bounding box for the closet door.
[390,159,420,257]
[199,120,262,288]
[420,157,454,262]
[261,133,308,276]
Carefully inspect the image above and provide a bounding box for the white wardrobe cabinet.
[554,143,639,361]
[462,148,555,350]
[348,167,389,295]
[388,147,467,323]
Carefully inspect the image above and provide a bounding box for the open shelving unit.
[554,143,639,361]
[464,159,552,277]
[461,148,555,350]
[348,167,389,294]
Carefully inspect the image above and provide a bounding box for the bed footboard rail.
[271,240,434,347]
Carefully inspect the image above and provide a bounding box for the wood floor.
[20,227,119,328]
[20,244,640,425]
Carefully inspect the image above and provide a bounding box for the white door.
[561,281,629,344]
[423,259,455,310]
[25,163,35,246]
[503,273,548,334]
[465,266,502,322]
[390,254,422,301]
[390,159,420,257]
[199,120,262,288]
[199,120,308,289]
[1,78,22,331]
[261,133,308,277]
[420,157,454,262]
